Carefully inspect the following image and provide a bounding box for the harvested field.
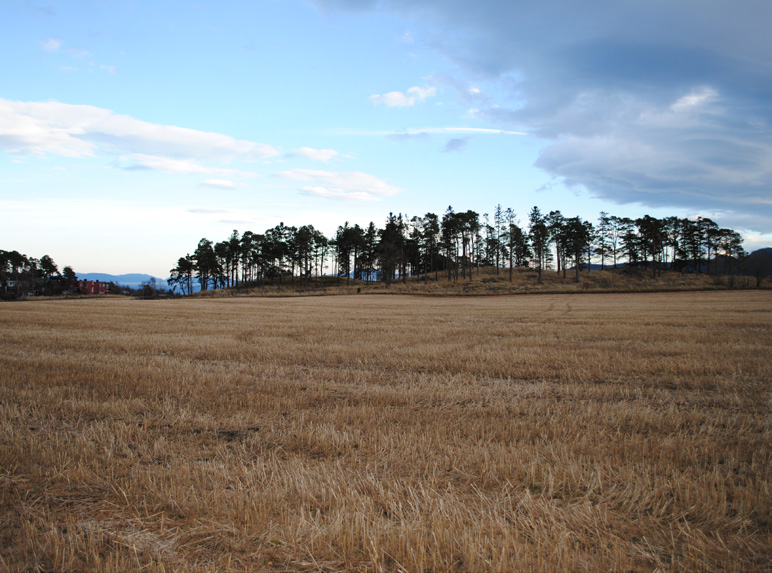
[1,291,770,571]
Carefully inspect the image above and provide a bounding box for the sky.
[2,0,771,277]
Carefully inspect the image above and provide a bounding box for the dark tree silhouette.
[193,238,218,291]
[169,255,195,294]
[166,204,748,295]
[529,207,550,284]
[377,213,405,286]
[564,217,592,282]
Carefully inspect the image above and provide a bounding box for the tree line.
[169,207,746,294]
[0,250,79,298]
[0,251,166,299]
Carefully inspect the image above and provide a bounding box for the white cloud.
[67,48,90,59]
[316,0,772,233]
[408,86,436,100]
[188,208,231,214]
[670,87,719,112]
[400,126,524,136]
[301,186,381,202]
[118,154,256,177]
[201,179,237,189]
[218,218,254,225]
[41,38,62,52]
[0,99,95,157]
[369,85,437,107]
[288,147,340,162]
[332,127,526,136]
[370,91,412,107]
[278,169,403,201]
[40,38,89,58]
[0,98,279,164]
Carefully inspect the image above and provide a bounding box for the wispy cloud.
[387,132,431,142]
[201,179,237,189]
[670,87,719,112]
[332,127,526,136]
[0,98,279,164]
[370,86,437,107]
[442,137,469,153]
[218,218,254,225]
[300,186,381,202]
[117,154,256,178]
[66,47,90,59]
[277,169,403,202]
[188,208,231,214]
[40,38,89,58]
[407,127,524,136]
[41,38,62,52]
[286,147,340,162]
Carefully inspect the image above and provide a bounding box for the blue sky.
[2,0,770,277]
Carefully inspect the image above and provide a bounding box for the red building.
[78,280,110,295]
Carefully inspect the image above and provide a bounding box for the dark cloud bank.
[313,0,772,233]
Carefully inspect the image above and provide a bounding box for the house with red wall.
[78,280,110,295]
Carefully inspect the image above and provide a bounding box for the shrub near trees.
[169,208,749,293]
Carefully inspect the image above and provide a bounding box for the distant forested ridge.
[169,207,749,294]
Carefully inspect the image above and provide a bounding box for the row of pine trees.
[0,251,80,297]
[169,206,745,293]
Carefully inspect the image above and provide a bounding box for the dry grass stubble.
[0,291,770,571]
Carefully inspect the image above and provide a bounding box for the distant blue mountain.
[77,273,169,290]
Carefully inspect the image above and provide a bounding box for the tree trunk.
[575,250,580,283]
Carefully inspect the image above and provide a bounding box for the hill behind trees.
[77,273,169,290]
[191,263,765,299]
